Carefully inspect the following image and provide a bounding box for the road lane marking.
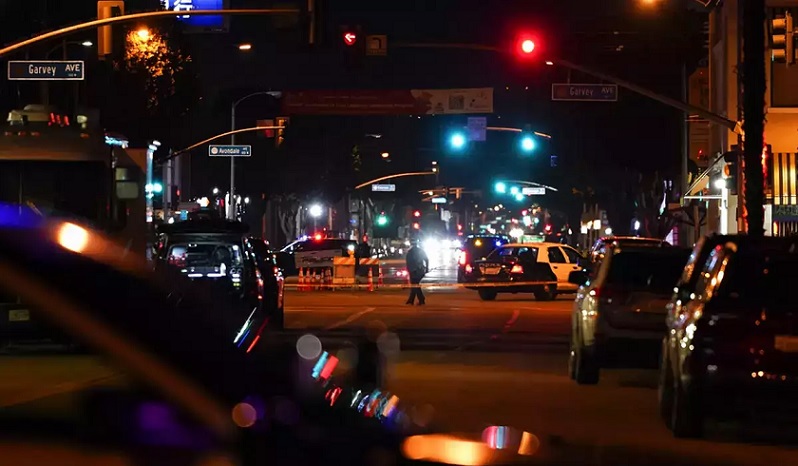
[324,307,376,330]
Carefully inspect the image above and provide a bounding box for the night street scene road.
[1,0,797,465]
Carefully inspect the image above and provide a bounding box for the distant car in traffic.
[276,237,357,276]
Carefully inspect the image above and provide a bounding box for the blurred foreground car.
[659,236,798,438]
[0,206,539,465]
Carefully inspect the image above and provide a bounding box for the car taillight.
[273,266,279,277]
[589,286,621,304]
[465,264,473,273]
[510,264,524,274]
[458,251,467,265]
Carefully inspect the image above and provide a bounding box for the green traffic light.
[494,182,507,193]
[376,215,388,226]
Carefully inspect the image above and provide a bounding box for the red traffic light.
[413,210,421,218]
[343,31,357,46]
[520,39,535,54]
[515,35,538,57]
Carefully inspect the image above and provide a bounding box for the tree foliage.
[123,28,190,113]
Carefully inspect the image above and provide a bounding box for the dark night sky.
[0,0,708,200]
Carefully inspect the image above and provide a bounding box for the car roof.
[599,236,665,243]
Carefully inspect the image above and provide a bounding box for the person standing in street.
[405,239,429,305]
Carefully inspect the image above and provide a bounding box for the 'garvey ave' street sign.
[551,83,618,102]
[8,61,85,81]
[371,184,396,192]
[209,145,252,157]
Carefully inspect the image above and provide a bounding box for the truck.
[0,104,147,345]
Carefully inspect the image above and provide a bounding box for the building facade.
[685,0,798,237]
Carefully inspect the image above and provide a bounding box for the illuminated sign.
[161,0,228,32]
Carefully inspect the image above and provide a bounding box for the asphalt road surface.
[1,288,796,464]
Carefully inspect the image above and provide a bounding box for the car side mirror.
[568,269,590,286]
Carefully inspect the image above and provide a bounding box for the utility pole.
[742,0,767,236]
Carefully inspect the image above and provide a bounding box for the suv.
[659,236,798,438]
[568,245,691,384]
[155,220,282,328]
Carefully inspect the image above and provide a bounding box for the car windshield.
[487,246,538,260]
[606,250,690,293]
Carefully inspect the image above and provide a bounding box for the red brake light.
[510,264,524,274]
[314,234,322,240]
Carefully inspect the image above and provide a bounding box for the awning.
[683,154,726,201]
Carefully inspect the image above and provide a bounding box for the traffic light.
[376,213,388,226]
[515,34,538,59]
[97,1,125,59]
[412,222,420,230]
[342,29,358,46]
[771,11,796,64]
[413,210,421,218]
[275,116,289,148]
[449,131,467,151]
[494,182,507,194]
[722,147,741,195]
[520,135,535,153]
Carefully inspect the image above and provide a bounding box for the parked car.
[568,244,691,384]
[659,235,798,438]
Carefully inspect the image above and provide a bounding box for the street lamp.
[238,43,252,51]
[229,91,281,219]
[380,152,390,159]
[309,204,323,218]
[136,28,151,41]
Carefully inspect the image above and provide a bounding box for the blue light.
[495,240,502,247]
[494,182,506,193]
[520,135,535,152]
[0,203,43,228]
[450,132,466,149]
[162,0,225,29]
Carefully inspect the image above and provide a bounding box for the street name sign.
[8,61,85,81]
[467,116,487,141]
[209,145,252,157]
[551,83,618,102]
[522,187,546,195]
[371,184,396,192]
[431,197,447,204]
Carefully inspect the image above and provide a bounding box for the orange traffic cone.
[377,267,384,288]
[367,268,374,292]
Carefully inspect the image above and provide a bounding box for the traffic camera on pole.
[771,11,795,65]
